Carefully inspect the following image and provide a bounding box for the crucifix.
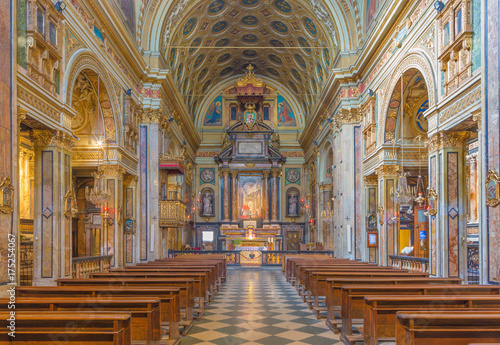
[153,216,157,221]
[345,216,350,221]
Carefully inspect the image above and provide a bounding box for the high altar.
[194,65,307,257]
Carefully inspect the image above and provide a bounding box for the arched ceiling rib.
[140,0,358,121]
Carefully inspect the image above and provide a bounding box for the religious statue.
[289,194,298,215]
[202,192,213,215]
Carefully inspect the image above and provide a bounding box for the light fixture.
[390,73,413,209]
[54,1,66,13]
[434,1,445,12]
[414,135,427,206]
[85,75,111,209]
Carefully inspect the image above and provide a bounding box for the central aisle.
[182,267,341,345]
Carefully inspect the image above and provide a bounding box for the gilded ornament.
[486,170,500,207]
[0,176,14,214]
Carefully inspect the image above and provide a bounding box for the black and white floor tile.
[181,267,342,345]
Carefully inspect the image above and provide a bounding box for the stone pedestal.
[30,130,75,285]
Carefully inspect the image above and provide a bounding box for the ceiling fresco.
[164,0,338,123]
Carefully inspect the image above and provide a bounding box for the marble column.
[220,168,230,222]
[139,109,162,261]
[262,171,270,224]
[428,131,469,278]
[364,175,378,263]
[271,168,281,222]
[375,165,400,266]
[467,152,479,223]
[30,130,75,285]
[123,175,138,265]
[0,5,16,288]
[100,164,125,268]
[231,170,238,224]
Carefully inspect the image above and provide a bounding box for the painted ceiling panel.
[165,0,338,120]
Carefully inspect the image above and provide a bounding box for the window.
[263,105,270,121]
[49,22,56,45]
[37,6,44,34]
[230,105,237,121]
[443,22,450,45]
[456,9,462,34]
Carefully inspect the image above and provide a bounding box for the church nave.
[182,267,338,345]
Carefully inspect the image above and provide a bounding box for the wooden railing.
[389,255,430,273]
[159,200,186,227]
[72,255,112,278]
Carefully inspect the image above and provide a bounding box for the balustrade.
[389,254,429,273]
[72,255,112,278]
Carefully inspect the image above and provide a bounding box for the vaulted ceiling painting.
[164,0,339,122]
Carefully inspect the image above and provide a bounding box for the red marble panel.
[447,152,459,277]
[430,155,437,275]
[64,154,71,276]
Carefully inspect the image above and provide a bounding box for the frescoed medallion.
[189,38,201,54]
[270,39,284,47]
[299,38,311,53]
[274,0,292,14]
[291,69,302,82]
[243,50,258,58]
[203,94,223,126]
[215,38,229,47]
[267,68,280,76]
[201,80,212,93]
[285,168,300,185]
[193,54,204,69]
[303,18,317,36]
[323,48,331,66]
[200,168,216,184]
[241,34,258,43]
[183,18,196,36]
[198,68,208,81]
[212,21,228,33]
[268,54,283,65]
[217,53,231,63]
[317,63,324,81]
[241,0,258,5]
[241,15,258,26]
[220,67,233,76]
[271,21,288,34]
[277,94,296,127]
[294,54,306,68]
[169,48,176,66]
[208,0,225,14]
[288,81,299,94]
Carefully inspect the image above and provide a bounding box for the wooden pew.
[0,311,132,345]
[362,295,500,345]
[0,297,172,345]
[56,277,195,334]
[90,271,209,318]
[340,284,500,342]
[396,311,500,345]
[153,256,227,282]
[16,286,181,339]
[305,270,428,317]
[325,277,463,330]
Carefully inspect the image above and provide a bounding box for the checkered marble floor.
[182,267,342,345]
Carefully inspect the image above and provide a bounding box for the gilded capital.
[472,110,481,129]
[29,129,77,150]
[230,170,238,178]
[218,167,230,177]
[271,168,282,177]
[364,175,378,185]
[99,164,126,178]
[18,107,28,126]
[124,174,138,185]
[427,131,471,152]
[375,165,400,177]
[263,170,271,179]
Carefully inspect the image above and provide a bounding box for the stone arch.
[65,51,121,143]
[378,52,437,145]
